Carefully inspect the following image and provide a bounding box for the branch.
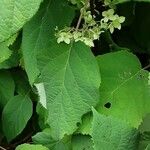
[0,146,7,150]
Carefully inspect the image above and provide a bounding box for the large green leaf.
[0,70,15,108]
[2,95,32,141]
[92,108,139,150]
[97,50,150,127]
[22,0,100,139]
[22,0,75,84]
[0,0,42,42]
[40,42,100,139]
[16,144,49,150]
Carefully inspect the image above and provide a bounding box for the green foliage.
[0,0,150,149]
[16,144,49,150]
[0,43,12,63]
[32,128,72,149]
[0,0,42,42]
[2,95,32,141]
[97,51,150,127]
[146,144,150,150]
[92,108,139,150]
[0,70,15,107]
[72,135,94,150]
[22,0,75,84]
[22,0,100,139]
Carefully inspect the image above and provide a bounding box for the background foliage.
[0,0,150,150]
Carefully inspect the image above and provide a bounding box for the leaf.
[76,112,92,135]
[2,95,32,141]
[22,0,75,84]
[146,144,150,150]
[0,33,21,69]
[16,144,49,150]
[112,0,150,4]
[11,69,31,95]
[0,42,12,63]
[6,33,18,47]
[22,0,101,139]
[138,131,150,150]
[32,129,72,150]
[112,0,130,4]
[97,50,150,127]
[41,42,100,139]
[36,103,49,130]
[72,135,94,150]
[0,0,43,42]
[92,108,139,150]
[35,83,47,109]
[138,114,150,150]
[32,128,55,148]
[0,49,20,69]
[0,70,15,107]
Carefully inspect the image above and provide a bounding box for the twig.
[5,132,33,150]
[143,63,150,70]
[75,13,82,31]
[0,146,7,150]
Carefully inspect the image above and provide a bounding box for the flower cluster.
[56,9,103,47]
[56,3,125,47]
[102,9,125,33]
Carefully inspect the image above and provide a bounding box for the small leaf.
[0,42,12,63]
[16,144,49,150]
[6,33,18,46]
[0,34,21,69]
[32,128,71,150]
[92,108,139,150]
[2,95,32,141]
[77,112,92,135]
[112,0,150,4]
[145,144,150,150]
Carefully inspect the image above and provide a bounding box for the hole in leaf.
[104,102,111,108]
